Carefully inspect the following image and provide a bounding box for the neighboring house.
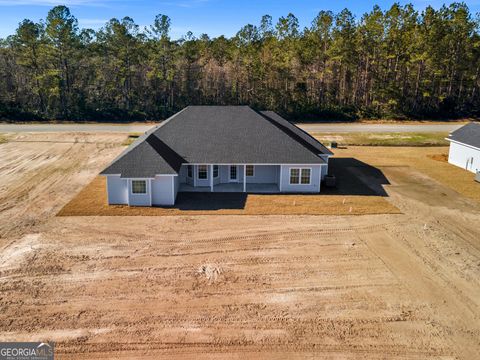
[101,106,333,206]
[446,122,480,174]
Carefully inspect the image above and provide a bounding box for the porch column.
[243,165,246,192]
[210,164,213,192]
[193,165,196,187]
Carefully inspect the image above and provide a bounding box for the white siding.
[152,176,175,206]
[106,176,128,204]
[279,165,321,193]
[128,179,151,206]
[448,142,480,173]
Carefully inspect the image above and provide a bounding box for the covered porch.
[179,182,280,193]
[178,164,281,193]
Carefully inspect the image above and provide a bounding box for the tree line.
[0,3,479,122]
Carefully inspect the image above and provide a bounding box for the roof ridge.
[100,107,189,176]
[256,110,332,157]
[150,106,190,134]
[262,110,333,155]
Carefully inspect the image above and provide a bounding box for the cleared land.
[0,132,479,359]
[313,131,449,146]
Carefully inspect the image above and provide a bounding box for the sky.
[0,0,479,39]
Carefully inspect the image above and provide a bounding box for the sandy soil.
[0,132,127,240]
[0,133,479,359]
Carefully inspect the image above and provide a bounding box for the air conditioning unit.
[476,171,480,183]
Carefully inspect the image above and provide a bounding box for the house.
[446,122,480,174]
[100,106,333,206]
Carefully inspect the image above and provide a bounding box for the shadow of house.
[323,158,391,197]
[145,134,185,173]
[174,192,248,210]
[170,158,390,211]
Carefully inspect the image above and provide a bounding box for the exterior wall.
[178,166,188,184]
[448,142,480,173]
[152,176,175,206]
[319,155,330,180]
[195,165,210,187]
[279,165,321,193]
[245,165,278,183]
[320,163,328,180]
[128,178,152,206]
[173,176,179,203]
[213,166,221,185]
[219,165,230,183]
[106,175,128,205]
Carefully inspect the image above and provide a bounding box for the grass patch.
[0,134,8,144]
[122,133,142,146]
[313,132,449,147]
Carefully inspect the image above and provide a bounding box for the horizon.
[0,0,479,39]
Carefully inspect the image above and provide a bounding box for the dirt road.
[0,133,479,359]
[0,122,465,133]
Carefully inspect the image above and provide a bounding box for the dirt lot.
[0,133,479,359]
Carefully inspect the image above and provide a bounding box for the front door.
[229,165,238,182]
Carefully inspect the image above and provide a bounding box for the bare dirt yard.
[0,132,479,359]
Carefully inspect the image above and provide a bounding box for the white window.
[290,169,300,184]
[246,165,254,177]
[289,168,311,185]
[301,168,311,184]
[198,165,208,179]
[131,180,147,194]
[213,165,219,178]
[187,165,193,178]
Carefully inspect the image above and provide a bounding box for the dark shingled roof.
[260,110,333,156]
[448,122,480,149]
[101,106,331,178]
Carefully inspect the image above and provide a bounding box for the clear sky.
[0,0,479,39]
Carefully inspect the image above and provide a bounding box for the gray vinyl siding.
[195,165,210,187]
[280,165,321,193]
[319,156,329,180]
[173,176,179,203]
[106,176,128,205]
[152,176,175,206]
[245,165,278,183]
[320,163,328,180]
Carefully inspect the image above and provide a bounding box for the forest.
[0,3,479,122]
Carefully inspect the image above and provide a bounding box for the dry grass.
[122,133,141,145]
[427,153,449,162]
[57,176,399,216]
[335,146,480,204]
[57,146,479,217]
[313,132,449,147]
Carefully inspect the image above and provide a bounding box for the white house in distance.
[100,106,333,206]
[446,122,480,174]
